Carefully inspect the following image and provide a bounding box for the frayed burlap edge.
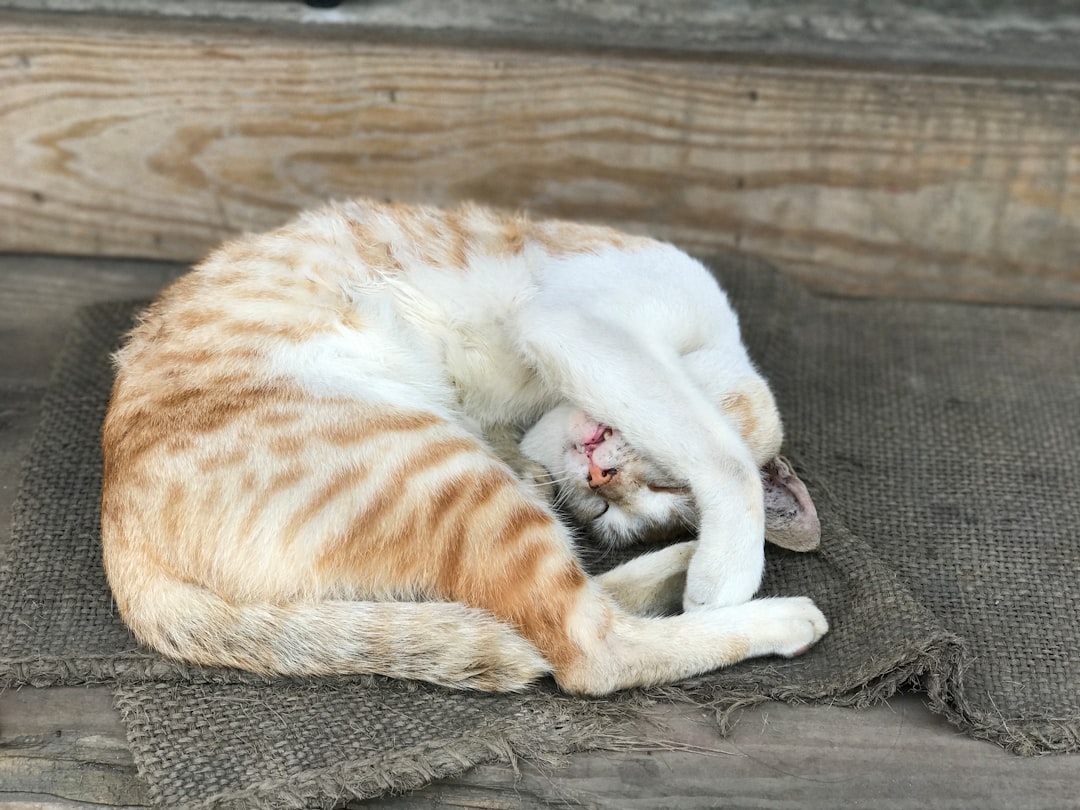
[923,667,1080,757]
[2,656,188,688]
[651,634,967,734]
[113,687,639,810]
[648,627,1079,757]
[1,655,275,689]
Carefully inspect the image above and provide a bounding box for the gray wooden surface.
[1,256,1078,808]
[3,0,1080,73]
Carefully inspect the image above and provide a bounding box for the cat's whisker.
[526,471,577,487]
[543,474,585,492]
[551,489,575,512]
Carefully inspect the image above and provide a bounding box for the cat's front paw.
[739,596,829,658]
[682,546,764,611]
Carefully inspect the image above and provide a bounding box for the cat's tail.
[115,572,552,691]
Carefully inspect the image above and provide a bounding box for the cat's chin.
[584,504,694,549]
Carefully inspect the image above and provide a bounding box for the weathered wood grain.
[1,13,1078,305]
[0,687,150,808]
[3,0,1080,74]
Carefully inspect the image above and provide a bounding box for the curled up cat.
[100,199,828,696]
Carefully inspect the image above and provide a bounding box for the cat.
[100,198,828,695]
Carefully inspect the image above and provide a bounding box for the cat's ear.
[762,456,820,552]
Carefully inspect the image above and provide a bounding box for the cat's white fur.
[278,203,777,609]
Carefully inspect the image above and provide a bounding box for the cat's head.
[519,404,696,545]
[520,403,819,551]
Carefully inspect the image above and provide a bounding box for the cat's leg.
[515,308,766,610]
[595,541,697,616]
[421,468,827,695]
[597,595,827,694]
[554,582,828,695]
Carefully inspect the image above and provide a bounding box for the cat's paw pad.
[742,596,828,659]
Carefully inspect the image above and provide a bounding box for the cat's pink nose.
[588,463,616,489]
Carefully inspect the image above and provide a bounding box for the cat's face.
[520,404,697,546]
[520,404,821,552]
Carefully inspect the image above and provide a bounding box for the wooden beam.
[3,0,1080,73]
[1,12,1078,304]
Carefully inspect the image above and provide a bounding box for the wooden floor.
[1,257,1077,808]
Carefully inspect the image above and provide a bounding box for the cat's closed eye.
[646,483,691,495]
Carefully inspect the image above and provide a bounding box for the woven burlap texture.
[1,256,1076,808]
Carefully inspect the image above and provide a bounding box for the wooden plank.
[2,1,1080,74]
[366,698,1080,810]
[3,688,1079,810]
[1,13,1078,305]
[0,687,150,808]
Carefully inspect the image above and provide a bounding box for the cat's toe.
[781,597,828,655]
[743,596,828,659]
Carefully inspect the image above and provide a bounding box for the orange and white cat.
[100,199,827,695]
